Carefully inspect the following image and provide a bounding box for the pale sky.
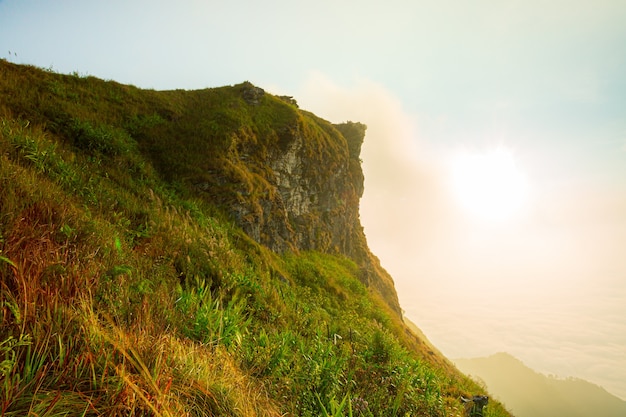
[2,0,626,400]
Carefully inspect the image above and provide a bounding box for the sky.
[2,0,626,400]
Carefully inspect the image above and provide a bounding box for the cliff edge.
[133,81,401,314]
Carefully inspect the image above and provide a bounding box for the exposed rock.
[462,396,489,417]
[240,82,265,105]
[278,95,298,107]
[335,121,366,161]
[266,122,360,254]
[215,112,401,314]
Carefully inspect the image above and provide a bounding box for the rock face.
[142,82,401,314]
[260,120,364,257]
[195,83,400,313]
[188,83,364,257]
[240,83,265,105]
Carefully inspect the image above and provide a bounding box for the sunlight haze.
[2,0,625,401]
[448,148,530,222]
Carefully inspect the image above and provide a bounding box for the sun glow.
[449,148,530,222]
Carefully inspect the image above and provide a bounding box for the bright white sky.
[2,0,626,400]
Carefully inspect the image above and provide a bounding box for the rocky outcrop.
[194,84,401,313]
[142,82,401,314]
[240,82,265,105]
[266,121,363,255]
[224,115,366,258]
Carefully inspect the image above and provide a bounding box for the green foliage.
[69,118,137,156]
[318,393,353,417]
[175,275,250,347]
[0,334,32,377]
[0,60,512,417]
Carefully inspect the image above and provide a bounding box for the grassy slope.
[0,60,511,416]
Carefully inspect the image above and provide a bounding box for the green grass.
[0,59,512,416]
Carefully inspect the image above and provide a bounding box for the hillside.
[0,60,511,416]
[455,353,626,417]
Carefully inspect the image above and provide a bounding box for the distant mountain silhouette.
[454,352,626,417]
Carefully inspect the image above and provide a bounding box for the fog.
[294,72,626,400]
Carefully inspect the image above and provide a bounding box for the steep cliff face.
[158,82,399,312]
[224,90,364,256]
[174,83,400,313]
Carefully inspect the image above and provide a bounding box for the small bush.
[70,119,136,156]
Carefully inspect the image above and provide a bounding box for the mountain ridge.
[0,59,511,416]
[455,352,626,417]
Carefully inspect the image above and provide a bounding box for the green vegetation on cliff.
[0,60,511,416]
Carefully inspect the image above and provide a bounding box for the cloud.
[294,71,456,266]
[292,71,626,401]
